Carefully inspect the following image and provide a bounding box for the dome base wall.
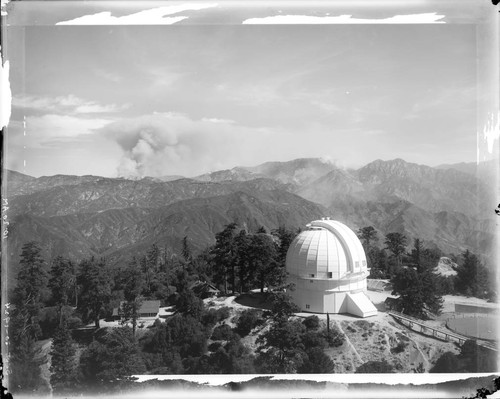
[289,286,377,317]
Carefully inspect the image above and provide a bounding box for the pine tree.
[49,256,76,325]
[211,222,238,293]
[357,226,378,249]
[120,258,145,335]
[181,236,192,262]
[12,242,49,341]
[248,233,280,293]
[49,319,76,393]
[9,242,49,392]
[391,266,443,318]
[77,257,112,328]
[456,250,489,298]
[234,230,251,293]
[79,327,146,387]
[273,226,297,268]
[409,239,441,273]
[384,232,408,268]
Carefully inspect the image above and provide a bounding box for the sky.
[5,4,481,178]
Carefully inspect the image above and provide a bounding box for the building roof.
[112,300,161,317]
[190,280,220,294]
[139,300,161,314]
[286,218,368,280]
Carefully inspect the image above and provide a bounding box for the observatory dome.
[286,218,377,317]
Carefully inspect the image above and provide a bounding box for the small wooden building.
[112,300,161,320]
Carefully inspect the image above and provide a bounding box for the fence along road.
[387,311,498,352]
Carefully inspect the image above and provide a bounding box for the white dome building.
[286,218,377,318]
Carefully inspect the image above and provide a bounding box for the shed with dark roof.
[112,300,161,319]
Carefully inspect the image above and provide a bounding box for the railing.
[387,311,498,352]
[449,312,498,319]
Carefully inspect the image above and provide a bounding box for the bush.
[355,360,394,373]
[303,316,320,330]
[299,348,335,373]
[216,307,231,321]
[301,331,328,350]
[208,341,223,352]
[67,316,83,330]
[235,309,263,337]
[211,324,234,341]
[201,309,219,326]
[322,327,344,348]
[430,352,460,373]
[390,341,407,354]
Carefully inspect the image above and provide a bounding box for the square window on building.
[306,304,310,309]
[309,274,315,278]
[327,272,332,278]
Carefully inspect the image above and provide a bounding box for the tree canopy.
[391,266,443,318]
[77,257,112,328]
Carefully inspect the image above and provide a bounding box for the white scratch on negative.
[242,13,445,25]
[56,3,218,25]
[0,46,12,130]
[483,112,500,155]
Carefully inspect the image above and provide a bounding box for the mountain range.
[4,157,497,285]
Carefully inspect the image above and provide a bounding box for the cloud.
[242,13,445,24]
[201,117,235,124]
[12,94,129,114]
[404,86,475,120]
[56,3,218,25]
[11,114,111,149]
[100,112,277,178]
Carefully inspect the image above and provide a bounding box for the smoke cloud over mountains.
[101,112,271,178]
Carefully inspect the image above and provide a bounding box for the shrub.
[208,342,223,352]
[301,331,328,350]
[235,309,263,337]
[201,309,219,326]
[355,360,394,373]
[390,341,407,354]
[216,307,231,321]
[303,316,320,330]
[322,327,344,348]
[430,352,460,373]
[211,324,234,341]
[298,348,335,373]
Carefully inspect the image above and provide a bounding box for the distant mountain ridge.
[4,157,497,280]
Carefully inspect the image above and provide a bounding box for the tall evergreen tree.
[273,226,297,268]
[49,256,76,323]
[384,232,408,268]
[248,233,280,292]
[456,250,489,298]
[211,222,238,293]
[77,257,112,328]
[234,230,251,293]
[120,258,145,335]
[409,239,441,273]
[357,226,379,272]
[79,327,146,387]
[391,266,443,318]
[357,226,378,249]
[181,236,192,262]
[9,241,49,392]
[49,318,77,393]
[11,242,49,343]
